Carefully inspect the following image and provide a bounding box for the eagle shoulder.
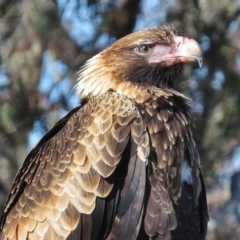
[0,92,149,239]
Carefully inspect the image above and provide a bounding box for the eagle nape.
[0,25,208,240]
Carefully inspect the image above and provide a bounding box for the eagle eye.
[135,45,153,55]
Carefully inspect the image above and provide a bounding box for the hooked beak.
[149,36,203,68]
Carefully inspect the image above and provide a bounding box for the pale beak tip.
[192,56,203,68]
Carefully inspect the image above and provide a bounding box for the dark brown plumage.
[0,25,208,240]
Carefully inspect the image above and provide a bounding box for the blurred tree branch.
[106,0,141,39]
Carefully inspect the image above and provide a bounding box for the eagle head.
[76,25,202,100]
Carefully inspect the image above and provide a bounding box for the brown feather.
[0,26,208,240]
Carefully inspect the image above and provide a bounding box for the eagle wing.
[0,92,149,240]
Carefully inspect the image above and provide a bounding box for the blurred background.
[0,0,240,239]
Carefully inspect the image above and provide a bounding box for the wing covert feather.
[0,89,207,240]
[0,92,148,240]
